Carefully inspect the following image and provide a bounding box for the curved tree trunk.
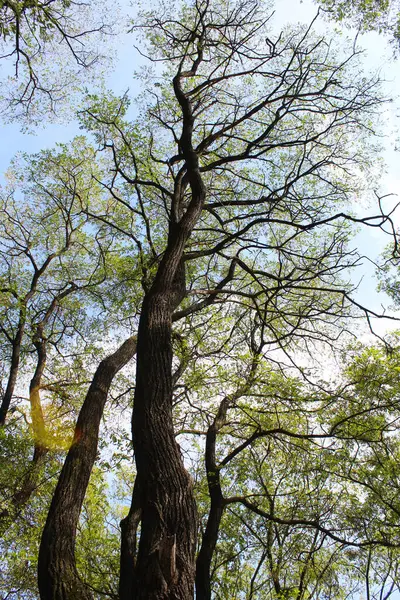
[30,326,48,451]
[0,254,61,426]
[126,42,209,599]
[1,295,77,525]
[38,336,137,600]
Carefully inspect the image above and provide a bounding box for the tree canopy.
[0,0,112,123]
[1,0,400,599]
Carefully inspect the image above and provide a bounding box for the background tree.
[0,138,108,427]
[0,138,141,540]
[0,128,146,598]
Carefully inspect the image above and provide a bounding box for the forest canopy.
[1,0,400,599]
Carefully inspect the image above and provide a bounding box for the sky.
[1,0,400,343]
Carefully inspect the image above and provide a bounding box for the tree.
[2,0,400,599]
[196,338,400,599]
[38,335,137,600]
[0,138,108,428]
[34,0,400,598]
[0,139,140,599]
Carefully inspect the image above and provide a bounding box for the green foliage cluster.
[316,0,400,47]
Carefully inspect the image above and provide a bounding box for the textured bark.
[129,55,207,599]
[131,268,198,599]
[38,336,137,600]
[119,476,142,600]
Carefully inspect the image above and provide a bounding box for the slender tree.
[38,335,137,600]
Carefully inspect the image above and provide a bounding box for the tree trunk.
[0,321,24,425]
[126,52,208,600]
[119,476,142,600]
[131,278,198,599]
[0,254,61,426]
[30,327,48,451]
[38,336,137,600]
[195,419,225,600]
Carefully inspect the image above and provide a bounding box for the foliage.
[315,0,400,49]
[0,421,124,600]
[0,0,113,123]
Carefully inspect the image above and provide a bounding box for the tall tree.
[36,1,399,598]
[0,137,142,538]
